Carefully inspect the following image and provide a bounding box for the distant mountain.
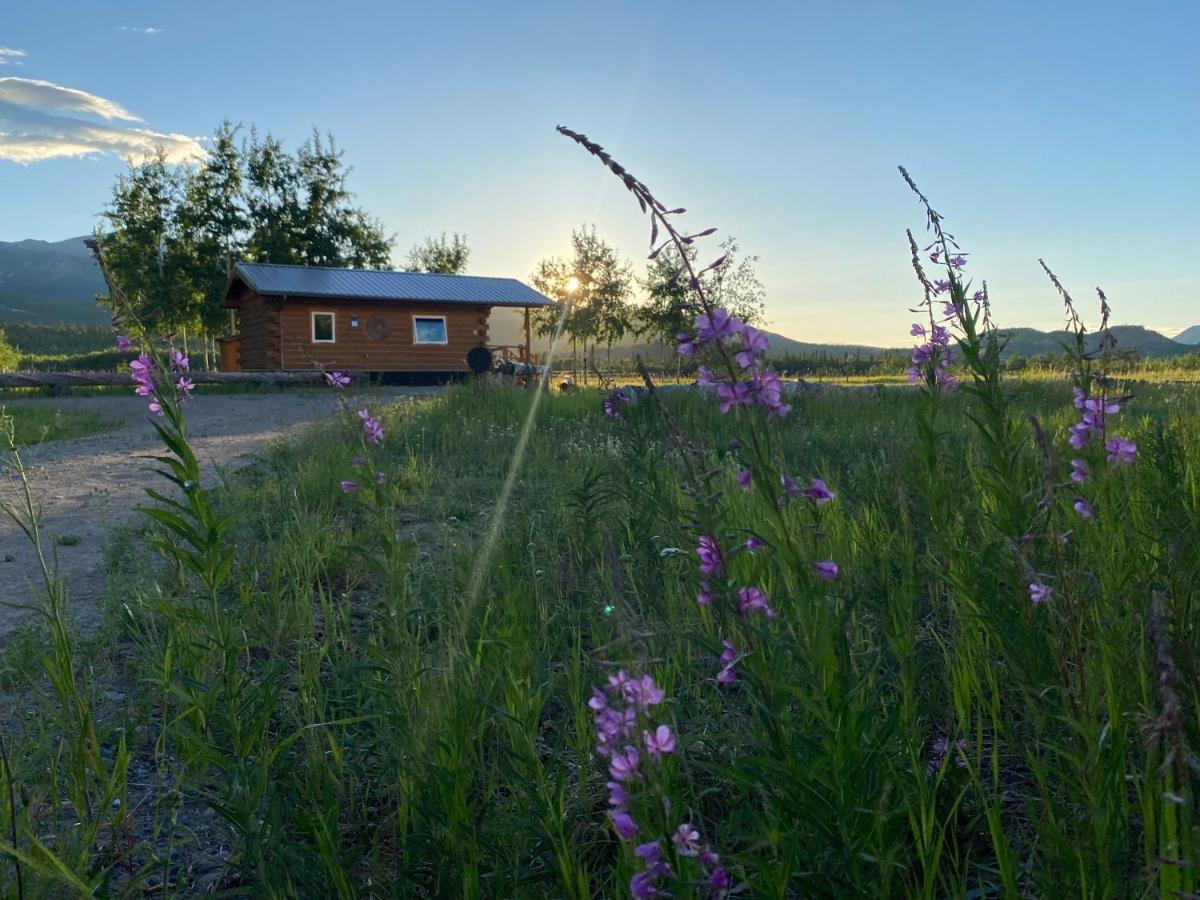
[997,325,1195,358]
[0,236,109,324]
[1175,325,1200,345]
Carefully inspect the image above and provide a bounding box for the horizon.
[1,0,1196,346]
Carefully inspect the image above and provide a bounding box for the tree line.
[94,122,765,372]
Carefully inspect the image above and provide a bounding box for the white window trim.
[412,314,448,345]
[311,311,336,344]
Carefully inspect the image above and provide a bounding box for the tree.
[0,328,18,372]
[405,233,470,274]
[97,148,192,339]
[531,225,634,381]
[96,122,393,362]
[639,236,766,349]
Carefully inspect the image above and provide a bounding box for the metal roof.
[231,262,552,307]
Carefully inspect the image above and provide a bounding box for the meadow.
[0,370,1196,897]
[0,137,1197,897]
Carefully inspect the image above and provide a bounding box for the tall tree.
[531,225,634,380]
[639,237,766,348]
[97,148,192,338]
[405,233,471,274]
[97,123,394,357]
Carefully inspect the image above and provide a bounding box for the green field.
[0,374,1197,897]
[1,403,120,446]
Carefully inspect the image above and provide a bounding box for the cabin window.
[413,315,448,345]
[311,311,336,343]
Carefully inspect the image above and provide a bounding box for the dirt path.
[0,388,437,637]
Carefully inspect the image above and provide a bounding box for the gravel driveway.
[0,388,436,637]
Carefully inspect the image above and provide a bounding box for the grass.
[1,403,121,445]
[0,374,1196,896]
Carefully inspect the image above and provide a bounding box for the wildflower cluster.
[602,386,637,419]
[125,339,192,415]
[679,312,789,421]
[589,671,728,896]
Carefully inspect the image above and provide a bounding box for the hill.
[0,236,109,324]
[997,325,1195,358]
[1174,324,1200,345]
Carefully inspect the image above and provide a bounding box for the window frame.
[311,310,336,344]
[412,314,449,346]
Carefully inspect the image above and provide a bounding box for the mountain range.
[0,236,109,324]
[2,236,1197,358]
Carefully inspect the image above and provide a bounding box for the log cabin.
[219,262,551,380]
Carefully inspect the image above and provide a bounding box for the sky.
[1,0,1197,345]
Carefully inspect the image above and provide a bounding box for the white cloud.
[0,77,203,164]
[118,26,162,34]
[0,48,28,65]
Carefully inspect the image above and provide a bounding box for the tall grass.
[0,146,1195,897]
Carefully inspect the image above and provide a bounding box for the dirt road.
[0,388,435,636]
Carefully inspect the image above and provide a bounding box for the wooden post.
[523,307,532,364]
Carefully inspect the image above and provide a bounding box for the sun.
[564,275,581,294]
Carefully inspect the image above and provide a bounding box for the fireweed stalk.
[561,125,845,896]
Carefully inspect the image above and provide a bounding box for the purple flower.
[359,408,384,444]
[635,841,663,865]
[643,724,677,759]
[629,675,664,710]
[906,367,923,383]
[972,289,986,303]
[176,376,194,399]
[1069,458,1089,484]
[1105,436,1136,465]
[170,350,189,371]
[803,477,835,505]
[609,745,640,782]
[1072,386,1087,410]
[676,332,696,357]
[1029,582,1051,605]
[629,873,668,899]
[606,780,628,810]
[911,344,933,366]
[695,308,741,344]
[672,822,701,857]
[737,585,775,618]
[708,867,731,890]
[116,335,132,351]
[743,535,765,552]
[1073,498,1094,519]
[588,688,608,711]
[933,279,952,294]
[735,324,769,368]
[697,535,723,577]
[697,581,714,607]
[375,472,386,484]
[717,640,739,685]
[325,370,351,388]
[929,250,941,263]
[147,399,163,416]
[736,468,752,490]
[949,254,968,269]
[352,455,365,467]
[910,323,927,337]
[696,365,715,387]
[716,380,752,414]
[340,480,358,493]
[611,811,639,840]
[130,354,152,380]
[814,560,839,581]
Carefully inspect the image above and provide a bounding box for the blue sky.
[1,0,1196,344]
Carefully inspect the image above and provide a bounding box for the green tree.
[0,328,18,372]
[531,225,634,381]
[97,123,393,363]
[639,236,765,349]
[405,232,471,274]
[96,148,192,339]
